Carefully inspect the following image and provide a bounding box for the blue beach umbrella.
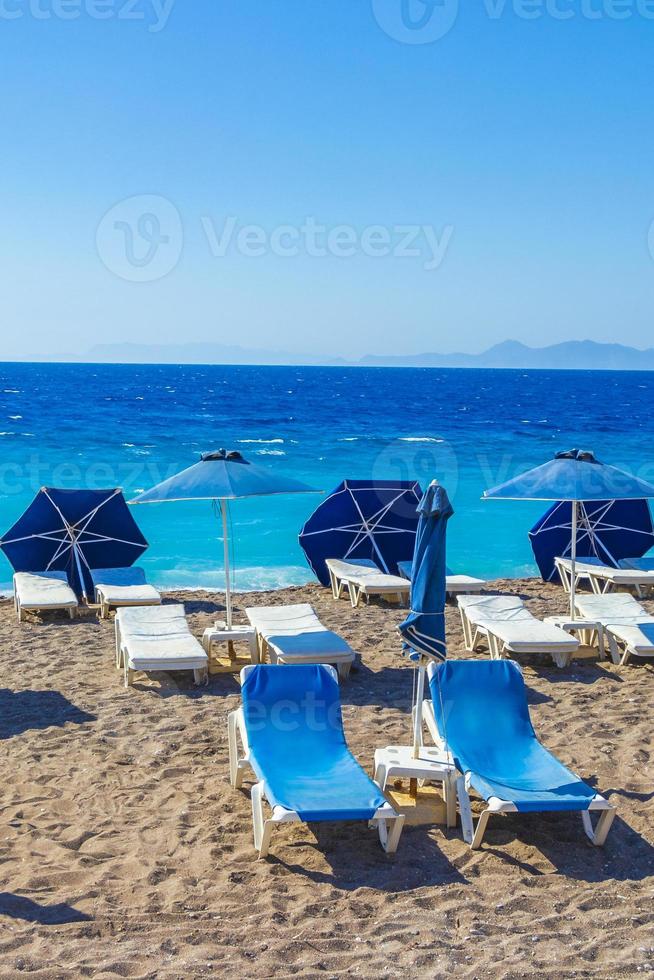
[0,487,148,599]
[529,499,654,584]
[130,450,319,627]
[484,449,654,617]
[299,479,422,587]
[398,481,454,757]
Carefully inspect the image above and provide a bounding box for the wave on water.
[256,449,285,456]
[152,564,314,592]
[399,437,445,443]
[238,438,284,444]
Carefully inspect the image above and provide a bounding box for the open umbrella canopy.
[484,449,654,618]
[399,481,453,663]
[1,487,148,597]
[130,449,316,503]
[299,479,422,587]
[530,499,654,583]
[130,449,319,628]
[484,449,654,502]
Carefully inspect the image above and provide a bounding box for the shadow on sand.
[0,893,90,925]
[271,823,468,891]
[0,690,95,740]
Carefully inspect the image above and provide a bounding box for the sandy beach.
[0,579,652,978]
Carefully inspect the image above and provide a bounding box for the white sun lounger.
[325,558,409,607]
[91,566,162,619]
[13,571,78,623]
[397,560,486,597]
[245,603,356,680]
[574,593,654,665]
[458,594,579,668]
[115,604,208,687]
[556,556,654,599]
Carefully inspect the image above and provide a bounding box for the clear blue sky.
[2,0,653,359]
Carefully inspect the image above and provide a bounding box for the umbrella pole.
[220,499,233,629]
[412,662,426,759]
[71,537,87,601]
[570,500,578,621]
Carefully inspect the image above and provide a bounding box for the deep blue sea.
[1,362,653,592]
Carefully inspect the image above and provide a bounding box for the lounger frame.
[247,605,355,680]
[421,672,615,849]
[115,609,209,688]
[253,632,353,680]
[572,594,654,666]
[326,559,409,608]
[13,572,78,623]
[228,665,404,858]
[458,597,579,668]
[556,557,654,600]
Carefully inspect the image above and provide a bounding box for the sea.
[1,362,653,592]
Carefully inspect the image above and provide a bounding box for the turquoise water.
[1,362,653,591]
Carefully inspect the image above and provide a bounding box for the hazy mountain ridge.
[14,339,654,370]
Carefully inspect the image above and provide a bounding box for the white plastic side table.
[374,745,457,828]
[543,616,605,661]
[202,624,258,666]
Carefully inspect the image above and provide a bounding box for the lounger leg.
[460,610,473,651]
[337,661,352,681]
[69,608,75,620]
[620,647,632,666]
[581,807,615,846]
[124,665,135,688]
[376,814,405,854]
[228,710,245,788]
[194,667,209,686]
[469,807,494,849]
[456,776,476,846]
[607,634,622,665]
[487,634,501,660]
[251,782,275,858]
[444,773,457,829]
[349,585,360,608]
[17,605,23,624]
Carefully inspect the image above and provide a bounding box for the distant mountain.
[79,342,347,366]
[360,340,654,371]
[16,338,654,370]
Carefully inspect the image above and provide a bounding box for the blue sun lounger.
[228,664,404,858]
[422,660,615,849]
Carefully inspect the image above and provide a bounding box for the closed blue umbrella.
[398,480,454,757]
[484,449,654,617]
[529,499,654,583]
[1,487,148,599]
[131,450,319,627]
